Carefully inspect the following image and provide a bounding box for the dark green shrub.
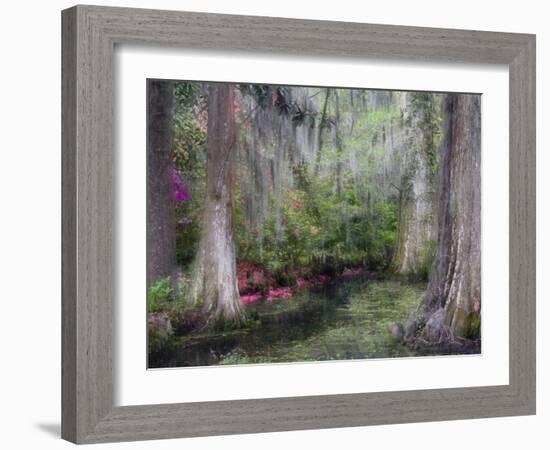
[147,277,173,313]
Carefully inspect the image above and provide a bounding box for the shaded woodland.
[146,80,481,367]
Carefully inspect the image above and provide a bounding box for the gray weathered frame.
[62,4,536,444]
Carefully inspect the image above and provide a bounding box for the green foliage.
[147,277,174,313]
[172,82,208,266]
[231,87,404,276]
[410,93,442,178]
[173,81,207,173]
[170,84,440,282]
[364,201,399,270]
[147,84,465,364]
[175,193,204,266]
[416,238,437,281]
[234,170,399,276]
[463,312,481,339]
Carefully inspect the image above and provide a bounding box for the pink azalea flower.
[317,275,331,283]
[171,168,191,203]
[267,287,292,302]
[240,292,262,305]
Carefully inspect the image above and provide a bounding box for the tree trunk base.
[399,307,481,354]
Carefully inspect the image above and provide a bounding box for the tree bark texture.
[314,88,331,177]
[147,80,176,287]
[334,90,345,196]
[392,93,438,277]
[189,83,244,324]
[420,94,481,340]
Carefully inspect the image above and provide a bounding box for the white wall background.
[0,0,546,448]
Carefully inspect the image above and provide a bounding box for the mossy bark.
[189,83,245,325]
[419,94,481,340]
[392,93,439,278]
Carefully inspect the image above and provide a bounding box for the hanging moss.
[410,92,443,179]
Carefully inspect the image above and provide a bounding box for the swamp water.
[149,278,429,368]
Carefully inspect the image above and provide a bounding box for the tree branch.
[390,182,402,193]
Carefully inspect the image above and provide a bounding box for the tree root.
[401,308,481,354]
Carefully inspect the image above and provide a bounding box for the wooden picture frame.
[62,4,536,444]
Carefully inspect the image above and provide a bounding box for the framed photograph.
[62,5,536,444]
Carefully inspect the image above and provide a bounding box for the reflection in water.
[149,278,443,368]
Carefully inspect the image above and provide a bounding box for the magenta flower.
[267,287,292,302]
[240,292,262,305]
[171,168,191,203]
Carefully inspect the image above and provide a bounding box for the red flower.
[267,287,292,301]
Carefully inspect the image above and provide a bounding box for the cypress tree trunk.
[334,90,345,196]
[147,80,176,287]
[392,93,438,278]
[314,88,331,176]
[418,94,481,341]
[189,83,244,324]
